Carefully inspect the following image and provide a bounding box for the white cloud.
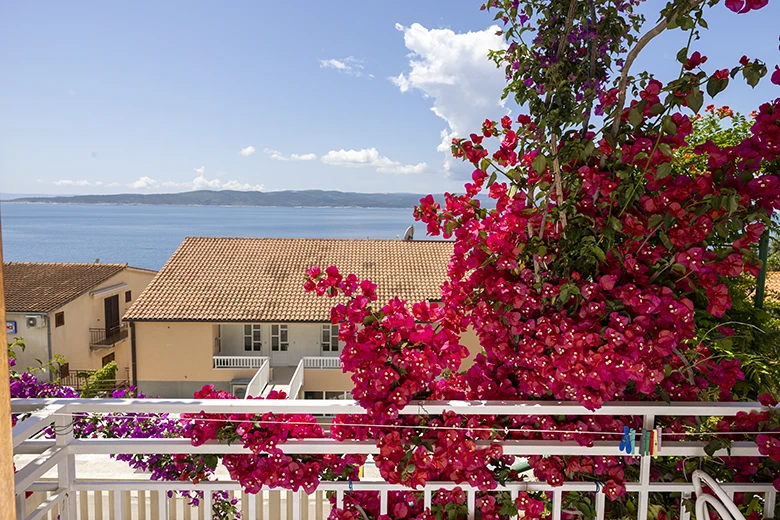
[264,148,318,161]
[192,175,222,190]
[319,56,369,77]
[53,179,91,186]
[239,146,256,157]
[194,166,205,176]
[128,176,158,189]
[320,148,427,175]
[222,180,265,191]
[391,23,508,178]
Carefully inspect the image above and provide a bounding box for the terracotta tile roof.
[3,262,129,313]
[767,272,780,302]
[124,237,454,322]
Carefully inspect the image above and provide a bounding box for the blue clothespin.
[348,480,353,495]
[619,426,630,453]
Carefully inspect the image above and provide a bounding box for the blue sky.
[1,1,778,195]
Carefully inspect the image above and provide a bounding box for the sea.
[0,203,424,270]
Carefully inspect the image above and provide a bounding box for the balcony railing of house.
[88,325,129,349]
[245,358,270,398]
[302,356,342,369]
[287,361,305,399]
[10,399,778,520]
[212,355,268,370]
[56,370,130,396]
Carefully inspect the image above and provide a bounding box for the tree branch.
[609,0,704,138]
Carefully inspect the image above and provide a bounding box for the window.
[55,312,65,327]
[325,391,348,400]
[304,391,324,400]
[321,324,339,352]
[243,324,262,352]
[102,353,115,366]
[271,324,288,351]
[125,290,132,303]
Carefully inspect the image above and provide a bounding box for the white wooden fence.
[11,398,778,520]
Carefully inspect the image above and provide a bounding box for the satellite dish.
[403,225,414,241]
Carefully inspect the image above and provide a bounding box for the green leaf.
[532,153,547,173]
[686,89,704,113]
[508,184,518,199]
[703,437,731,457]
[659,231,673,250]
[656,162,672,179]
[676,47,689,64]
[591,245,606,262]
[706,76,728,98]
[650,103,665,116]
[487,171,497,187]
[661,116,677,136]
[608,216,622,232]
[480,158,490,172]
[647,214,663,228]
[628,106,643,127]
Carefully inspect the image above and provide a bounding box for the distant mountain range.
[5,190,434,209]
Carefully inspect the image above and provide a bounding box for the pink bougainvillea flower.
[772,65,780,86]
[684,51,708,70]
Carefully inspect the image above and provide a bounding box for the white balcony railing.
[287,360,305,399]
[245,358,270,398]
[10,399,778,520]
[212,355,268,370]
[302,356,341,369]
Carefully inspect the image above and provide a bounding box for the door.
[270,324,289,365]
[104,295,120,339]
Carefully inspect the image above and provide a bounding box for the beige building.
[4,262,157,381]
[124,237,478,398]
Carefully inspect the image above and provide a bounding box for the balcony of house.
[11,398,779,520]
[88,324,129,350]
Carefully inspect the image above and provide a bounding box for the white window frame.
[243,324,262,352]
[321,324,340,352]
[271,324,289,352]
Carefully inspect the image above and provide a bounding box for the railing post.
[15,493,26,520]
[380,489,388,515]
[56,412,77,520]
[637,415,655,520]
[552,490,562,520]
[765,490,776,519]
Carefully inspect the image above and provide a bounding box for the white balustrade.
[245,358,270,398]
[302,356,342,369]
[10,399,778,520]
[212,355,268,370]
[287,360,305,399]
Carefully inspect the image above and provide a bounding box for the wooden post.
[0,219,18,520]
[755,230,770,309]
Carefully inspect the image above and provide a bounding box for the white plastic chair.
[692,470,746,520]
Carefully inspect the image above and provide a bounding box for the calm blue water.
[0,204,421,270]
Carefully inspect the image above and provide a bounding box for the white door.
[270,324,289,365]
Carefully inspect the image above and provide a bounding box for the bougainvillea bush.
[9,1,780,519]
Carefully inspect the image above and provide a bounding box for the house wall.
[134,321,259,397]
[6,313,51,379]
[218,323,340,365]
[50,268,156,380]
[132,321,485,399]
[302,368,353,393]
[6,268,155,381]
